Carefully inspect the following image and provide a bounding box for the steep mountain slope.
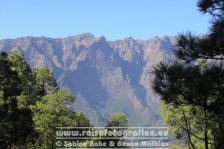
[0,33,176,126]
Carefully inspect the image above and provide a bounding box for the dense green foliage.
[33,66,57,97]
[30,89,91,148]
[0,51,92,148]
[107,113,128,127]
[99,113,129,148]
[0,52,37,148]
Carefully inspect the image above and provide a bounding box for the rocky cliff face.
[0,33,176,126]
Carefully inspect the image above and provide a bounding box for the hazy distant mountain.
[0,33,176,126]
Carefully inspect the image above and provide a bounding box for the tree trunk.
[42,81,45,96]
[204,106,209,149]
[182,110,196,149]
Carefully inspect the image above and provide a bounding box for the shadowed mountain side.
[0,33,176,126]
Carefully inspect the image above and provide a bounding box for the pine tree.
[0,52,37,148]
[153,0,224,148]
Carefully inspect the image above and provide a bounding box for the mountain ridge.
[0,33,175,43]
[0,33,176,126]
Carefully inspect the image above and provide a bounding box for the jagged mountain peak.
[66,33,95,41]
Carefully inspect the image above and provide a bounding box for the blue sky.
[0,0,210,40]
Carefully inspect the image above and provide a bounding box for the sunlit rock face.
[0,33,176,126]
